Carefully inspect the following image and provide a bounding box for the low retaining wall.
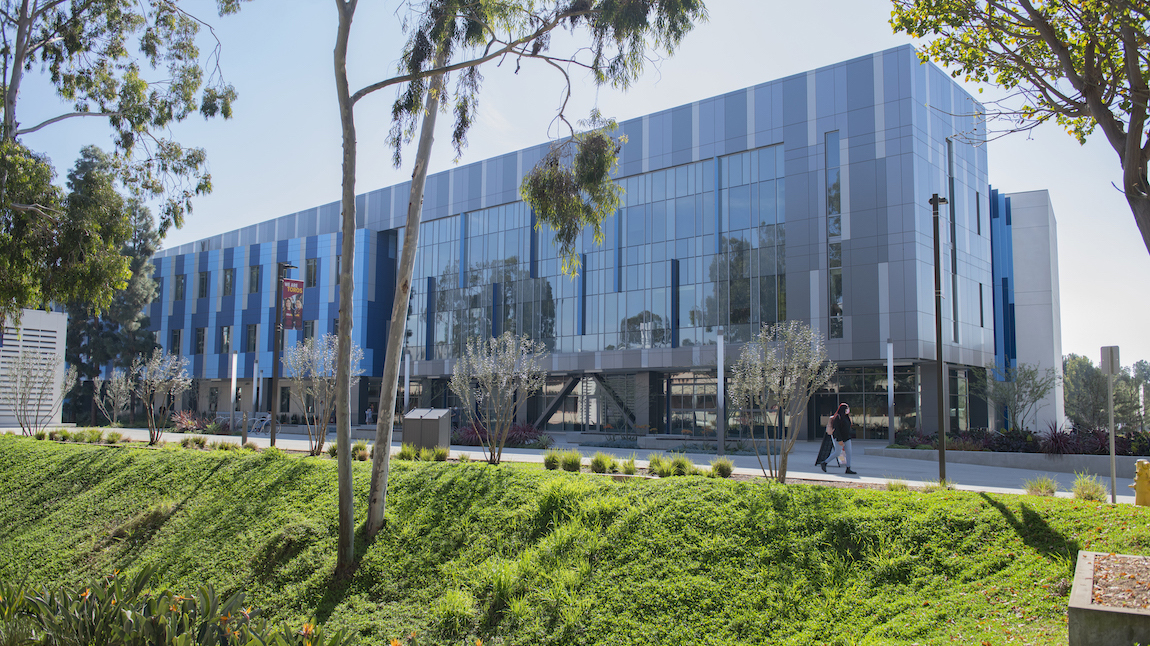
[863,447,1139,478]
[1069,551,1150,645]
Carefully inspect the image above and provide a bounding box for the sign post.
[1102,345,1120,504]
[930,193,949,481]
[229,350,238,437]
[269,262,299,445]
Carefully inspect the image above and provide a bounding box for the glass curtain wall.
[812,366,917,439]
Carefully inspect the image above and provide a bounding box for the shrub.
[1072,472,1107,502]
[326,443,339,458]
[452,421,553,449]
[670,454,694,476]
[33,430,46,440]
[456,453,471,463]
[590,451,618,473]
[47,429,61,441]
[180,436,194,448]
[419,447,436,462]
[351,440,367,454]
[885,480,909,492]
[648,453,672,478]
[431,446,449,461]
[542,449,561,470]
[396,444,418,461]
[104,431,122,444]
[172,410,208,433]
[560,449,583,472]
[260,446,286,461]
[1023,475,1058,496]
[193,436,208,449]
[622,454,637,475]
[242,441,259,451]
[213,442,240,451]
[710,456,734,478]
[57,429,72,442]
[355,449,370,461]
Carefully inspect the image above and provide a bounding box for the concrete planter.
[1069,551,1150,645]
[864,447,1139,479]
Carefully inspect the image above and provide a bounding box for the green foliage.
[885,480,910,492]
[456,452,471,464]
[589,451,618,474]
[418,447,436,462]
[670,453,696,476]
[647,452,672,477]
[710,456,734,478]
[559,449,583,472]
[621,454,637,475]
[33,431,46,440]
[0,144,132,326]
[104,431,122,444]
[542,449,561,470]
[521,113,625,275]
[242,441,258,451]
[431,446,449,462]
[1024,476,1058,497]
[396,444,418,461]
[1072,472,1107,502]
[326,442,339,458]
[351,440,368,454]
[3,437,1150,645]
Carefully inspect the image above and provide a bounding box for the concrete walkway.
[11,426,1136,504]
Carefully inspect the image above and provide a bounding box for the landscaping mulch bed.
[1094,553,1150,609]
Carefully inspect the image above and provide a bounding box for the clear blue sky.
[16,0,1149,366]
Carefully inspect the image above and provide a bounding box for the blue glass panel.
[675,197,695,238]
[729,185,750,230]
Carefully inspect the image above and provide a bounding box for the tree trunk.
[365,45,450,537]
[1124,181,1150,257]
[332,0,359,577]
[2,1,32,140]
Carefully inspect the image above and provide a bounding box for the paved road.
[9,425,1136,504]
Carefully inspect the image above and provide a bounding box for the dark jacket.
[831,414,854,442]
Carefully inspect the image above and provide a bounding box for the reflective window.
[249,266,260,293]
[174,274,186,300]
[220,326,231,354]
[306,258,318,288]
[198,271,209,298]
[222,268,234,296]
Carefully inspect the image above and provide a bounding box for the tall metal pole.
[1103,345,1120,504]
[887,338,895,440]
[717,326,725,457]
[229,350,238,436]
[931,194,949,481]
[269,261,292,446]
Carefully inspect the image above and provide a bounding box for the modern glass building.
[151,45,1050,440]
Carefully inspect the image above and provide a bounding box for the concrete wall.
[1005,190,1065,431]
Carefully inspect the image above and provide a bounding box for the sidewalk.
[11,426,1135,504]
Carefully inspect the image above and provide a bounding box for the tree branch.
[15,109,120,136]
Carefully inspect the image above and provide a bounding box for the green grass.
[1,435,1147,646]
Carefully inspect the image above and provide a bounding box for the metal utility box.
[419,409,453,450]
[403,408,430,447]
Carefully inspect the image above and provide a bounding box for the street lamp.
[930,193,949,481]
[269,261,296,445]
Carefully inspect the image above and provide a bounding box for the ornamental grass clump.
[104,431,122,444]
[1072,472,1107,501]
[326,443,339,458]
[418,447,436,462]
[1023,475,1058,496]
[670,454,694,476]
[431,446,449,461]
[396,444,418,461]
[923,479,954,492]
[622,454,637,475]
[542,449,561,470]
[559,449,583,472]
[710,456,734,478]
[648,453,672,478]
[590,451,618,474]
[885,479,910,492]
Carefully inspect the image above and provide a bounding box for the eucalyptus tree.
[329,0,708,560]
[0,0,246,325]
[891,0,1150,255]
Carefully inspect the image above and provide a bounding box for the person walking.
[817,402,857,475]
[365,405,374,425]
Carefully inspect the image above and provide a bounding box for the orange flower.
[80,588,91,599]
[391,639,401,646]
[299,622,315,637]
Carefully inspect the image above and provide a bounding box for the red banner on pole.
[282,278,303,330]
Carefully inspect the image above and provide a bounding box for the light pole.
[269,261,296,445]
[930,193,949,482]
[1102,345,1119,503]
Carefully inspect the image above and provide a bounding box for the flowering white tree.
[132,350,191,445]
[729,320,836,483]
[93,368,133,426]
[449,332,548,465]
[0,349,76,435]
[283,334,363,456]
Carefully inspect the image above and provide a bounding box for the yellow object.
[1129,459,1150,506]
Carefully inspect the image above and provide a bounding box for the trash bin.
[403,409,430,447]
[421,409,452,449]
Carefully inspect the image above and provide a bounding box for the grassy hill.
[1,435,1147,645]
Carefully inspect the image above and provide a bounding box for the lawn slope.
[1,436,1147,645]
